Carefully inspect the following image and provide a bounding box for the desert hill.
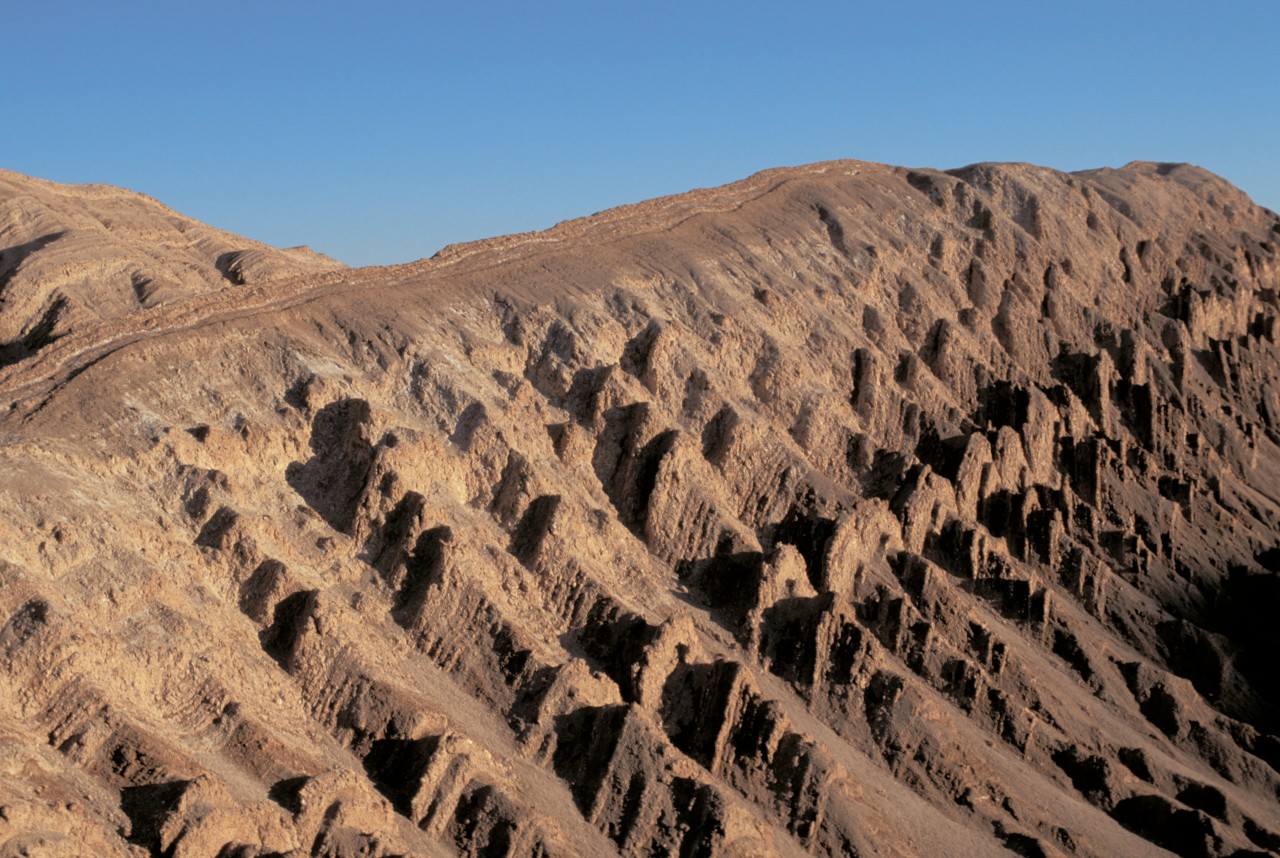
[0,168,343,369]
[0,159,1278,857]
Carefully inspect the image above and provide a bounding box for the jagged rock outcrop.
[0,159,1278,856]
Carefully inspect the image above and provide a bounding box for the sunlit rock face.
[1,159,1279,857]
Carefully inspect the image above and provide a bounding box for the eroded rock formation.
[0,159,1278,856]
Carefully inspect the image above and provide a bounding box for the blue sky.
[6,2,1278,266]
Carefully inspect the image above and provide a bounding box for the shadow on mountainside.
[285,398,376,534]
[0,233,69,369]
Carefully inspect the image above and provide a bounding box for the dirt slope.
[0,159,1278,857]
[0,168,343,369]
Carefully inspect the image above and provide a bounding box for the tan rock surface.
[0,159,1278,856]
[0,169,343,368]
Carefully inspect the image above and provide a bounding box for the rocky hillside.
[0,168,343,368]
[0,159,1278,857]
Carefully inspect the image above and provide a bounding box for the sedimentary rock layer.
[0,159,1278,856]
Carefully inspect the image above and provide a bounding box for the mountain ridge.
[0,158,1278,857]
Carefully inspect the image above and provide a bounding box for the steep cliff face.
[0,159,1278,857]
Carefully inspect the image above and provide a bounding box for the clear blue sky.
[6,2,1278,267]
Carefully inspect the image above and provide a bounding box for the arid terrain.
[0,159,1278,857]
